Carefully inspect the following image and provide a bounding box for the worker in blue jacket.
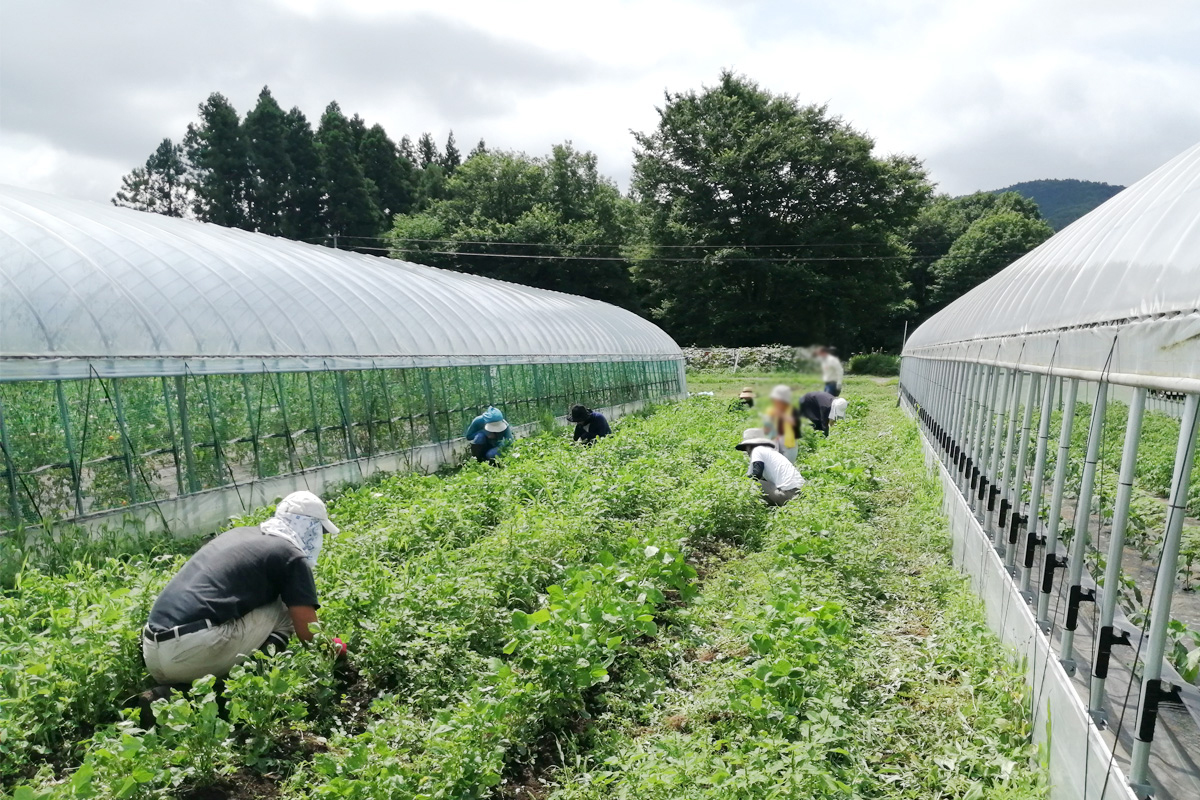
[569,404,611,444]
[465,406,513,463]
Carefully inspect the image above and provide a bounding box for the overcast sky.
[3,0,1198,203]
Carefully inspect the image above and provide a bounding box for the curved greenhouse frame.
[0,186,685,534]
[901,142,1200,800]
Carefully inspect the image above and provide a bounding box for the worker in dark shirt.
[141,491,343,689]
[569,404,611,444]
[797,390,835,437]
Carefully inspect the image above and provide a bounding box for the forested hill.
[990,179,1124,230]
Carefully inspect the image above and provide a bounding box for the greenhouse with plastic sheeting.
[900,141,1200,800]
[0,186,685,536]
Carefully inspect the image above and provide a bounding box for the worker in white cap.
[138,490,344,708]
[762,384,799,463]
[735,427,806,507]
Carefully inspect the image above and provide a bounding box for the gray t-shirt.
[147,526,318,631]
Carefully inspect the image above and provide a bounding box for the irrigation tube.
[1129,393,1200,795]
[1037,377,1079,630]
[1060,381,1108,672]
[1090,387,1146,721]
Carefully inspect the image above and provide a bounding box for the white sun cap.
[276,490,340,534]
[484,419,509,433]
[768,384,792,403]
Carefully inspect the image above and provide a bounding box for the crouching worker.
[466,406,513,464]
[829,396,849,432]
[569,404,611,444]
[736,427,806,507]
[141,491,344,693]
[798,390,834,437]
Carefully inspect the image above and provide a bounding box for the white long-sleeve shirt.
[820,354,843,385]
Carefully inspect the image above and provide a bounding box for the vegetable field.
[2,379,1047,799]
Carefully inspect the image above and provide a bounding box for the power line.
[311,234,996,250]
[336,243,1043,264]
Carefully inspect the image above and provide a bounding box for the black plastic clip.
[1138,680,1185,743]
[1094,625,1132,679]
[1024,529,1045,568]
[971,465,980,490]
[998,498,1011,527]
[1041,553,1068,594]
[1009,512,1025,545]
[1065,585,1096,630]
[977,475,989,500]
[988,484,1000,511]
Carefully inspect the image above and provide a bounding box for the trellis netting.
[901,141,1200,800]
[0,186,685,535]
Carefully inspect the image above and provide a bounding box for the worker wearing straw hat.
[762,384,800,463]
[738,387,755,408]
[735,427,806,507]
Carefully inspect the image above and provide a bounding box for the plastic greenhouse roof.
[0,186,682,382]
[904,141,1200,392]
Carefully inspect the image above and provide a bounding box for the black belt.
[143,618,214,643]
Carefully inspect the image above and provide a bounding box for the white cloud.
[2,0,1197,201]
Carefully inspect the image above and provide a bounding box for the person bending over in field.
[139,491,345,706]
[737,386,755,408]
[569,404,611,444]
[828,396,849,433]
[762,384,800,463]
[816,346,843,397]
[736,427,806,507]
[466,406,513,464]
[797,390,835,437]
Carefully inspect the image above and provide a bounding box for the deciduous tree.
[630,72,930,348]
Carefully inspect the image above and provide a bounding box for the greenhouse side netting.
[900,141,1200,800]
[0,186,685,534]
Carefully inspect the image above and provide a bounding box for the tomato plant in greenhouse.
[2,382,1048,800]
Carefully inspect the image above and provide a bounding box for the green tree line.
[114,74,1053,350]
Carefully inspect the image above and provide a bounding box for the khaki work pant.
[760,479,800,507]
[143,601,294,685]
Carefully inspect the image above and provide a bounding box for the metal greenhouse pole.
[1006,373,1039,573]
[1037,377,1078,632]
[1089,387,1146,722]
[1020,374,1057,600]
[1129,393,1200,796]
[1059,380,1108,673]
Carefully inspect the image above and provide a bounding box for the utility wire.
[338,244,1042,263]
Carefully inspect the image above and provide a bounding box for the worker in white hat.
[762,384,799,463]
[137,490,345,717]
[735,427,806,507]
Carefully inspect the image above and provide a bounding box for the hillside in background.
[991,178,1124,230]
